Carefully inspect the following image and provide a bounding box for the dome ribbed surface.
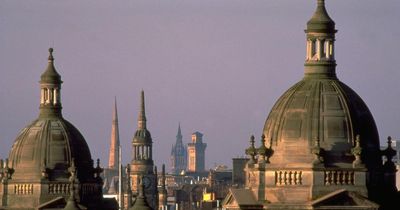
[8,118,93,181]
[263,77,381,169]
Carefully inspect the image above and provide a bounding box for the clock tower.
[130,90,158,209]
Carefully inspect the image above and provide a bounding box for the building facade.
[187,132,207,173]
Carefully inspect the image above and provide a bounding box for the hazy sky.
[1,0,399,170]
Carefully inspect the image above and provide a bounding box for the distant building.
[232,157,249,187]
[187,132,207,173]
[170,124,187,175]
[103,98,121,195]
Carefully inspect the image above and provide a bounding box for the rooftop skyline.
[1,0,399,169]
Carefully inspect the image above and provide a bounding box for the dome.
[9,118,93,181]
[263,77,381,169]
[263,0,381,171]
[8,48,93,181]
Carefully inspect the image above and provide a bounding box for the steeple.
[39,48,63,118]
[108,97,120,169]
[176,123,182,142]
[138,90,147,129]
[304,0,337,78]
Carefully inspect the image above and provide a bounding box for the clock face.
[143,176,151,189]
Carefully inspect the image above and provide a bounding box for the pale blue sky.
[1,0,399,169]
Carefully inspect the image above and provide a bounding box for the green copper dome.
[306,0,336,33]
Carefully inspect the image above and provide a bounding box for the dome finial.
[48,48,54,62]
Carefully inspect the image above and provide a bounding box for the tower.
[158,164,167,210]
[130,90,158,210]
[223,1,396,209]
[187,132,207,173]
[170,124,187,174]
[108,97,120,170]
[0,48,105,209]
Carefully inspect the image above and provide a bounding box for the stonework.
[222,1,398,209]
[0,49,114,210]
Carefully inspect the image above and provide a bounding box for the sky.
[1,0,400,170]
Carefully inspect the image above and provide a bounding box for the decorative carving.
[351,135,364,168]
[311,138,324,166]
[245,135,257,165]
[381,136,397,172]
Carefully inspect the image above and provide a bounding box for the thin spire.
[138,90,147,129]
[109,97,120,169]
[176,123,183,143]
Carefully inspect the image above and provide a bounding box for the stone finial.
[381,136,397,172]
[311,138,324,166]
[63,161,81,210]
[351,135,364,168]
[265,137,274,163]
[245,135,257,164]
[257,135,268,164]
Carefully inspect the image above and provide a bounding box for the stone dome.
[8,48,93,181]
[263,0,381,171]
[9,118,93,181]
[263,77,381,169]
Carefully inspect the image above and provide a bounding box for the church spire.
[176,123,183,143]
[138,90,147,129]
[39,48,63,118]
[304,0,337,78]
[108,97,120,169]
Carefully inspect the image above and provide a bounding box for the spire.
[109,97,120,169]
[304,0,337,78]
[176,123,183,144]
[138,90,147,129]
[39,48,63,118]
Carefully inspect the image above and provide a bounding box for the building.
[0,49,117,210]
[223,1,398,210]
[130,91,158,210]
[232,157,249,187]
[103,98,122,196]
[187,132,207,173]
[170,124,187,175]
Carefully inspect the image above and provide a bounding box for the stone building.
[130,91,158,210]
[0,49,116,210]
[223,1,398,210]
[103,99,122,196]
[187,132,207,173]
[170,125,187,175]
